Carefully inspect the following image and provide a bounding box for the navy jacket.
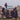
[11,10,18,18]
[2,8,5,12]
[11,11,14,16]
[13,10,18,18]
[5,3,7,8]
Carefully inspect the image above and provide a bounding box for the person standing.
[2,8,5,15]
[13,7,18,20]
[5,10,9,18]
[2,8,5,18]
[4,3,7,18]
[11,10,13,18]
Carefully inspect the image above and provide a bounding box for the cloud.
[0,0,20,8]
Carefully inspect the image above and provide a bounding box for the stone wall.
[17,7,20,17]
[0,6,2,14]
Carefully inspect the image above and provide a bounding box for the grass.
[0,18,20,20]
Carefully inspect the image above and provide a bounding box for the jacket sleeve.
[16,10,18,17]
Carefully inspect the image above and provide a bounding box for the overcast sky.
[0,0,20,8]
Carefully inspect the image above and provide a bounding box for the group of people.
[11,7,18,20]
[2,8,9,18]
[1,3,18,20]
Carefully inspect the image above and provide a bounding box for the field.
[0,18,20,20]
